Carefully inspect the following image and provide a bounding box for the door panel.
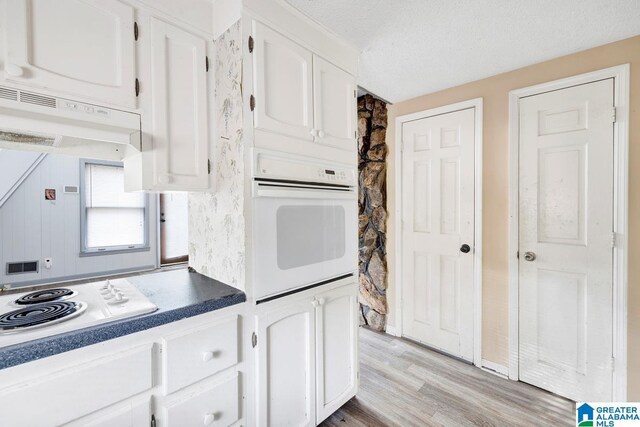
[159,193,188,265]
[256,299,315,427]
[518,79,614,401]
[401,108,475,361]
[3,0,136,107]
[315,284,358,423]
[312,56,356,150]
[148,17,208,189]
[253,22,314,142]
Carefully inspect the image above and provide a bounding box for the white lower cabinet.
[256,296,317,427]
[81,398,151,427]
[159,373,240,427]
[255,282,358,427]
[0,307,244,427]
[315,284,358,423]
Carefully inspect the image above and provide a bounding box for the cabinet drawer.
[0,344,154,427]
[162,373,239,427]
[162,315,238,394]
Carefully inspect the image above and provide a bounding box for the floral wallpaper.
[188,20,246,290]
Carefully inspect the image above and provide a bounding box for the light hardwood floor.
[321,327,574,427]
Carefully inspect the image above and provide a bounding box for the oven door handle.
[253,183,356,200]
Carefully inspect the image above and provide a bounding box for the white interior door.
[518,79,615,402]
[401,107,475,361]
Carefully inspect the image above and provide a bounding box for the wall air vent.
[19,91,57,108]
[0,86,18,101]
[6,261,39,275]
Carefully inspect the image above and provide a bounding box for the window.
[80,160,149,255]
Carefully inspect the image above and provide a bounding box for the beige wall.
[386,35,640,399]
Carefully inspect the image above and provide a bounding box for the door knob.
[523,251,536,262]
[460,244,471,253]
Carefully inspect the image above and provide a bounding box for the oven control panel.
[316,167,350,183]
[255,152,356,186]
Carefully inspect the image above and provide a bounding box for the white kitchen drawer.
[161,373,239,427]
[0,344,154,427]
[162,315,239,394]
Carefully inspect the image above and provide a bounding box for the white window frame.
[79,159,150,256]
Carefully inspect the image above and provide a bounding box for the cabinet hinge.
[248,36,254,53]
[207,159,211,175]
[206,56,209,72]
[250,94,256,111]
[150,414,156,427]
[251,332,258,348]
[611,232,617,248]
[354,89,357,98]
[612,106,617,123]
[135,78,140,97]
[134,22,139,41]
[516,251,519,259]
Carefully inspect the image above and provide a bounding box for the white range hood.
[0,85,141,161]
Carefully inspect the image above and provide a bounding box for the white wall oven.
[252,151,357,301]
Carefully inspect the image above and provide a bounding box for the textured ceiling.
[285,0,640,103]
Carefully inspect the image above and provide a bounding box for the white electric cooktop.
[0,278,157,348]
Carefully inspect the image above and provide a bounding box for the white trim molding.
[394,98,484,367]
[481,359,509,378]
[507,64,630,401]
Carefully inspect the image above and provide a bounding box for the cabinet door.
[315,283,359,423]
[2,0,136,108]
[312,56,357,151]
[79,399,150,427]
[253,22,314,142]
[148,17,209,190]
[255,298,316,427]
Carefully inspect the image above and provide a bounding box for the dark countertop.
[0,269,246,370]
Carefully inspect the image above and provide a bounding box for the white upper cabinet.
[251,22,357,155]
[2,0,137,108]
[145,17,209,190]
[253,22,314,142]
[312,56,357,150]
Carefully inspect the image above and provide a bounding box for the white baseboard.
[385,325,400,337]
[481,359,509,378]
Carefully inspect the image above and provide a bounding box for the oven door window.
[276,205,346,270]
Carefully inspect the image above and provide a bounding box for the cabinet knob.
[312,299,319,308]
[157,174,172,185]
[202,351,219,362]
[317,130,325,138]
[5,63,24,77]
[309,129,318,137]
[203,413,215,425]
[318,298,325,306]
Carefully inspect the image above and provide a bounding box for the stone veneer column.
[357,94,388,331]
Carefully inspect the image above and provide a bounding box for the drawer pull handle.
[202,351,220,362]
[203,412,220,425]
